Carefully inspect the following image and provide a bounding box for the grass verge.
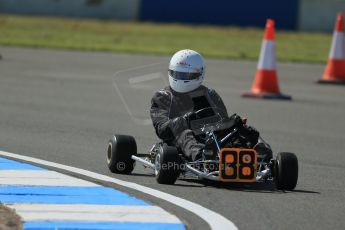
[0,14,332,63]
[0,204,22,230]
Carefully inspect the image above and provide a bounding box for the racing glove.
[169,116,190,137]
[182,111,197,124]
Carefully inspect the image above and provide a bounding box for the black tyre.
[107,135,136,174]
[155,145,181,184]
[275,152,298,190]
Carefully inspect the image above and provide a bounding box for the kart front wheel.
[107,135,136,174]
[155,145,181,184]
[275,152,298,190]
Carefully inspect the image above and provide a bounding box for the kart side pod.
[219,148,257,182]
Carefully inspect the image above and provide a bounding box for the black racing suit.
[150,85,228,161]
[150,85,273,162]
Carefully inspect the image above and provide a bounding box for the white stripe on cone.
[257,40,276,70]
[329,31,345,59]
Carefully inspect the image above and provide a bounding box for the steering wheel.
[185,107,226,131]
[194,107,216,119]
[184,107,216,123]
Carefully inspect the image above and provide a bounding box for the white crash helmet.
[168,49,205,93]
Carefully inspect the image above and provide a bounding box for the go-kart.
[107,107,298,190]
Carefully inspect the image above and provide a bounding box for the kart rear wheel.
[275,152,298,190]
[155,145,181,184]
[107,135,136,174]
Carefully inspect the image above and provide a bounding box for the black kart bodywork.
[107,107,298,190]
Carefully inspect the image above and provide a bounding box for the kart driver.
[150,49,272,162]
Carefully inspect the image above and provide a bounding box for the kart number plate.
[219,148,257,182]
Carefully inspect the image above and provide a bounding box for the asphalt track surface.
[0,47,345,230]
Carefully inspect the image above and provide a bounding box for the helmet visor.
[169,70,202,81]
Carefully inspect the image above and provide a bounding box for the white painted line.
[0,170,99,187]
[128,73,162,84]
[112,79,153,126]
[7,204,181,223]
[0,151,238,230]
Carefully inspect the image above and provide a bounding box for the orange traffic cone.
[242,19,291,100]
[318,12,345,84]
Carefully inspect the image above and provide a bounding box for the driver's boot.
[176,130,205,162]
[191,146,205,162]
